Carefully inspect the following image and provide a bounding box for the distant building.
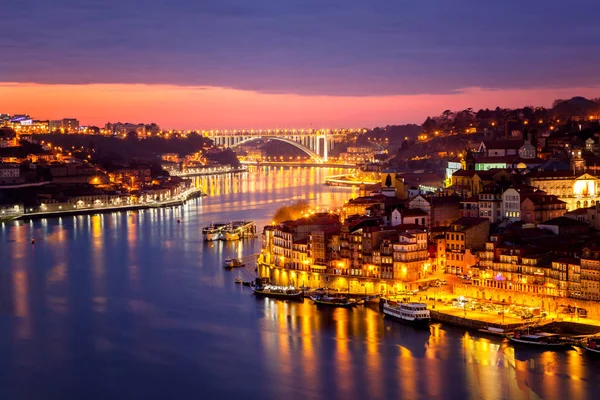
[443,217,490,274]
[49,118,80,133]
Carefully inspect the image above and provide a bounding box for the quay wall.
[453,284,600,320]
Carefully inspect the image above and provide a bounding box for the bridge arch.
[229,136,324,163]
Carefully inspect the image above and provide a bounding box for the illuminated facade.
[526,171,600,211]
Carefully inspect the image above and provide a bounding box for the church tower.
[571,149,586,174]
[463,149,476,171]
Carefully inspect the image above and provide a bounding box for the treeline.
[421,97,600,134]
[33,133,240,166]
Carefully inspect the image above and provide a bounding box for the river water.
[0,166,599,400]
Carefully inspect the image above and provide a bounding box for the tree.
[126,130,138,142]
[422,117,437,133]
[384,174,392,187]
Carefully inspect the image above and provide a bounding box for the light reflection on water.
[0,167,598,400]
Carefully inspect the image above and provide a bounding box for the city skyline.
[2,0,600,129]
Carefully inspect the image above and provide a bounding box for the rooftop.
[539,216,589,227]
[481,140,524,150]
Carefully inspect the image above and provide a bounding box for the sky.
[1,0,599,129]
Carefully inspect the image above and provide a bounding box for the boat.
[242,281,253,287]
[478,326,508,336]
[582,336,600,354]
[253,285,304,301]
[235,277,243,284]
[221,221,257,241]
[223,258,245,268]
[506,331,572,348]
[310,294,356,308]
[382,301,430,328]
[202,223,227,241]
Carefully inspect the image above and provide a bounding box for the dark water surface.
[1,167,599,400]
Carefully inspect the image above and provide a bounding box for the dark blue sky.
[1,0,600,96]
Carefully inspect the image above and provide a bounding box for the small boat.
[223,258,244,268]
[506,332,571,348]
[242,281,253,287]
[253,285,304,301]
[235,277,243,284]
[478,326,508,336]
[382,301,430,328]
[310,294,356,308]
[582,336,600,354]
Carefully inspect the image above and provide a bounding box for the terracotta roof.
[564,208,589,216]
[539,217,589,227]
[451,169,477,177]
[526,170,578,178]
[451,217,489,228]
[401,208,428,217]
[520,194,566,205]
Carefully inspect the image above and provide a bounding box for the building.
[445,157,463,187]
[0,162,20,184]
[392,229,429,281]
[501,188,521,222]
[520,193,567,224]
[49,118,80,133]
[269,213,342,269]
[525,170,600,212]
[538,217,589,236]
[444,217,490,274]
[408,194,461,229]
[0,129,17,148]
[478,140,523,157]
[390,208,428,227]
[581,247,600,301]
[460,195,479,217]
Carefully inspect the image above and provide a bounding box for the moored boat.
[223,221,256,241]
[310,294,356,308]
[478,326,508,336]
[235,277,243,284]
[506,331,571,348]
[582,336,600,354]
[202,223,227,241]
[382,301,430,328]
[223,258,245,268]
[253,285,304,301]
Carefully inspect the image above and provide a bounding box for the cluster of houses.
[259,137,600,307]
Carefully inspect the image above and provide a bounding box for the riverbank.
[13,187,204,221]
[240,161,357,168]
[324,174,379,187]
[170,165,248,177]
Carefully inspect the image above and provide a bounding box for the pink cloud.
[0,82,598,130]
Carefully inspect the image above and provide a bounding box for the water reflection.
[0,167,598,399]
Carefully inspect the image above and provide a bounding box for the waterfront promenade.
[9,187,203,221]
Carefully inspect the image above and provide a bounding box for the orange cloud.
[0,82,598,129]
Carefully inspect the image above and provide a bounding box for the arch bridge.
[206,129,355,162]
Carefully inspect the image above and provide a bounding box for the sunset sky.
[1,0,599,129]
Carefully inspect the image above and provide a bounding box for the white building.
[501,188,521,222]
[478,186,503,223]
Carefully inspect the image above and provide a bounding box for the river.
[0,166,598,400]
